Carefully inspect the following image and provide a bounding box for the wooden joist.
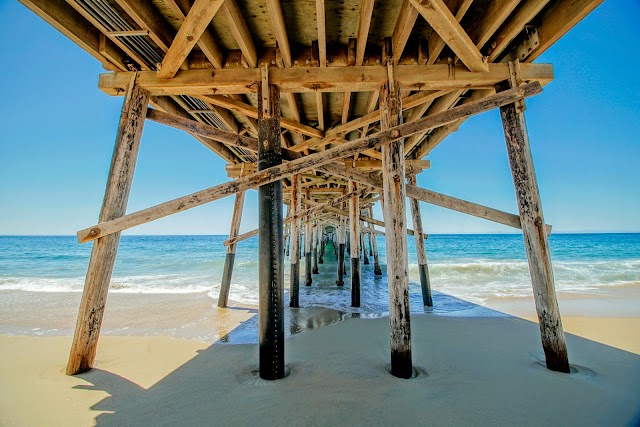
[157,0,224,79]
[98,63,554,96]
[426,0,474,65]
[222,0,257,68]
[409,0,487,72]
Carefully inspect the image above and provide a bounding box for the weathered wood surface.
[367,206,382,275]
[305,190,313,286]
[289,174,301,308]
[218,191,245,308]
[67,81,149,375]
[98,64,553,96]
[407,173,432,307]
[380,70,413,379]
[257,76,285,380]
[312,217,319,274]
[349,180,361,307]
[497,80,569,373]
[77,82,543,243]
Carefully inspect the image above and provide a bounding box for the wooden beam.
[527,0,604,63]
[217,191,245,307]
[316,0,327,67]
[408,171,432,306]
[157,0,224,79]
[199,95,323,138]
[222,0,257,68]
[77,82,543,243]
[426,0,474,65]
[392,0,419,61]
[266,0,292,67]
[289,174,301,307]
[465,0,521,51]
[410,0,487,71]
[100,63,553,96]
[356,0,376,66]
[149,96,237,163]
[114,0,175,53]
[497,79,569,372]
[163,0,224,69]
[67,80,149,375]
[19,0,127,72]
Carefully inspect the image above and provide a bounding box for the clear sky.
[0,1,638,235]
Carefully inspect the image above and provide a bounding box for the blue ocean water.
[0,234,639,308]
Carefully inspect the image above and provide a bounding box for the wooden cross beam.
[98,63,553,96]
[76,82,542,243]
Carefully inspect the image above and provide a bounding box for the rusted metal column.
[258,69,285,380]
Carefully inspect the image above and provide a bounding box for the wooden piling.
[218,191,246,308]
[289,174,301,308]
[312,216,319,274]
[380,64,413,379]
[349,180,361,307]
[368,206,382,276]
[305,190,313,286]
[362,230,370,265]
[318,224,325,264]
[408,173,432,307]
[257,69,285,380]
[497,78,569,373]
[336,214,345,286]
[66,79,149,375]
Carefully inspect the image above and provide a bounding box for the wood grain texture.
[67,81,149,375]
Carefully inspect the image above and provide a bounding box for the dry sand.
[1,310,640,425]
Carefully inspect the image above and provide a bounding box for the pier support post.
[497,78,569,373]
[305,190,313,286]
[336,215,345,286]
[284,205,291,257]
[368,206,382,276]
[258,68,285,380]
[349,181,361,307]
[218,191,246,308]
[312,217,319,274]
[66,78,149,375]
[381,63,413,378]
[362,230,370,265]
[289,174,301,307]
[408,172,432,307]
[318,225,325,264]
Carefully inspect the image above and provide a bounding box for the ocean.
[1,233,639,316]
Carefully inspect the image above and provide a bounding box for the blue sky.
[0,1,638,235]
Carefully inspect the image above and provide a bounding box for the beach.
[1,234,639,425]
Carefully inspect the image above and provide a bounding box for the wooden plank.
[217,191,245,307]
[380,65,413,379]
[392,0,419,61]
[497,80,569,373]
[157,0,225,79]
[19,0,127,72]
[266,0,292,67]
[67,81,149,375]
[77,82,544,242]
[426,0,474,65]
[199,95,324,138]
[99,63,554,96]
[222,0,258,68]
[316,0,327,67]
[465,0,521,51]
[409,0,487,72]
[164,0,224,68]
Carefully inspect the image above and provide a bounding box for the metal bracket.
[508,60,526,113]
[514,26,540,62]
